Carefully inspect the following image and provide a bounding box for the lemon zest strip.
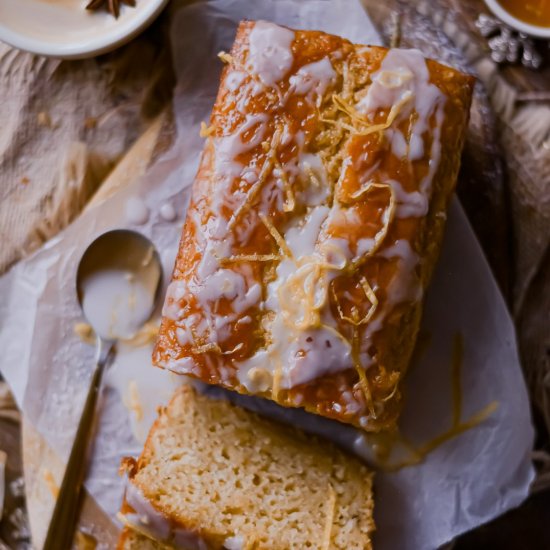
[259,212,293,258]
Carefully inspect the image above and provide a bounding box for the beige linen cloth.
[0,15,173,272]
[0,0,548,491]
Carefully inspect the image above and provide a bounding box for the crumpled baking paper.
[0,0,534,549]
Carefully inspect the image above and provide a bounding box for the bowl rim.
[0,0,169,59]
[484,0,550,38]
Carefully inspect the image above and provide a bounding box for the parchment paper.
[0,1,534,548]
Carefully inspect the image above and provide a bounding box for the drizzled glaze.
[248,21,294,86]
[154,21,474,431]
[122,482,210,549]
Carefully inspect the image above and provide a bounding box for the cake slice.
[118,385,374,549]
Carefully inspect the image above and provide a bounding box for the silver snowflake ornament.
[8,507,31,542]
[476,13,543,69]
[8,476,25,499]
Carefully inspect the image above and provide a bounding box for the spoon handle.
[42,339,114,550]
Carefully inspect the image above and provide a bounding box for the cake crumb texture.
[124,385,374,549]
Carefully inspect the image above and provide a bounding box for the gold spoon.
[43,229,162,550]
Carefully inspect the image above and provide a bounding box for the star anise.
[86,0,136,19]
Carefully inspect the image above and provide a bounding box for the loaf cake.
[118,385,375,549]
[153,20,475,431]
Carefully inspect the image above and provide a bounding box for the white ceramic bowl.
[0,0,169,59]
[484,0,550,38]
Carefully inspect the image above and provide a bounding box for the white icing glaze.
[390,179,429,218]
[356,237,376,256]
[284,206,329,258]
[288,57,336,102]
[125,195,150,225]
[379,239,422,305]
[298,153,330,206]
[206,112,269,232]
[176,327,191,346]
[225,71,246,92]
[165,356,196,375]
[359,239,422,342]
[224,535,245,550]
[357,48,446,209]
[195,268,243,303]
[237,203,354,390]
[160,202,177,222]
[233,40,444,383]
[282,326,353,388]
[164,233,259,347]
[247,20,294,87]
[195,269,260,315]
[236,350,272,393]
[214,114,269,174]
[81,270,155,341]
[124,482,208,550]
[318,237,352,269]
[163,280,188,321]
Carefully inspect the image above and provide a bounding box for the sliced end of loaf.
[121,385,374,549]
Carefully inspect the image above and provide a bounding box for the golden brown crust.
[154,21,474,431]
[119,456,138,478]
[117,527,170,549]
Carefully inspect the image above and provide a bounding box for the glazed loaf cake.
[118,385,374,549]
[153,20,475,431]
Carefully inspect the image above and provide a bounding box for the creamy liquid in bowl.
[0,0,164,58]
[497,0,550,27]
[81,269,156,341]
[0,0,119,43]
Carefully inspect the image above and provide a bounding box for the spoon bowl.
[76,229,163,341]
